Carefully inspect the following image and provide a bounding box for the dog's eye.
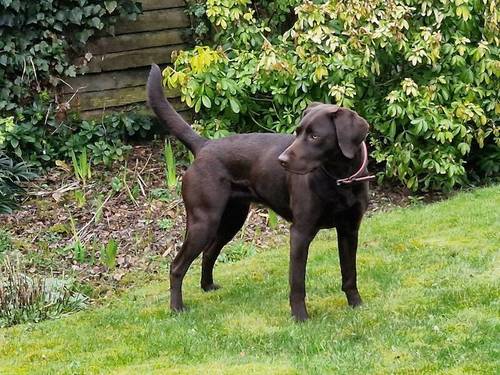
[309,134,319,141]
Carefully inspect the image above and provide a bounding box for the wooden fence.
[61,0,192,118]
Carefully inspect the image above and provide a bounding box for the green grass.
[1,186,499,374]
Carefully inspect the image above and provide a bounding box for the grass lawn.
[1,186,499,374]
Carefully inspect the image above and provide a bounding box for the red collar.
[321,142,375,186]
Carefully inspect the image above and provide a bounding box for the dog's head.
[278,102,369,174]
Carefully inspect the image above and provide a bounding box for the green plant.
[219,240,257,263]
[157,218,174,231]
[87,140,132,167]
[111,176,123,193]
[0,151,36,213]
[73,190,86,208]
[66,214,86,263]
[70,148,92,185]
[101,239,119,270]
[149,188,172,202]
[163,139,178,190]
[186,0,211,44]
[165,0,500,192]
[0,256,88,328]
[267,209,278,230]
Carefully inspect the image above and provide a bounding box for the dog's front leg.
[289,224,318,321]
[337,224,363,307]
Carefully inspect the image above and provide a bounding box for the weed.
[66,214,86,263]
[150,188,172,202]
[219,240,257,263]
[163,139,177,190]
[100,239,119,270]
[157,218,173,231]
[111,176,123,193]
[73,190,86,208]
[267,209,278,229]
[70,148,91,185]
[73,241,87,263]
[408,195,425,206]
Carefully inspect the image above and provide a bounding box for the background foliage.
[166,0,499,191]
[0,0,146,166]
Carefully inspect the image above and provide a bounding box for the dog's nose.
[278,154,289,168]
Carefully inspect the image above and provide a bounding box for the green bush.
[165,0,499,191]
[0,152,35,213]
[0,0,144,166]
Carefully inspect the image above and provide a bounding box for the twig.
[249,111,276,133]
[27,181,80,197]
[44,103,52,125]
[139,152,153,174]
[137,176,146,197]
[29,57,40,91]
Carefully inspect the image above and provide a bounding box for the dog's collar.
[320,142,375,186]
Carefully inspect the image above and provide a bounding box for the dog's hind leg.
[201,200,250,291]
[170,170,230,312]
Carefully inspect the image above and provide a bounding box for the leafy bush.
[0,0,144,166]
[165,0,499,191]
[0,256,88,327]
[0,152,35,213]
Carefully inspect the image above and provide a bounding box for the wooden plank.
[140,0,186,11]
[66,85,181,111]
[80,105,192,121]
[115,8,190,35]
[80,44,187,73]
[61,68,149,94]
[86,28,191,55]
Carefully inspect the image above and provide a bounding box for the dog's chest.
[317,200,353,228]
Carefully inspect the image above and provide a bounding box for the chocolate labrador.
[147,64,374,321]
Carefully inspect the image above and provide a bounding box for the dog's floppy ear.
[331,107,369,159]
[302,102,324,117]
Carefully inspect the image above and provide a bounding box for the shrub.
[0,152,35,213]
[165,0,499,191]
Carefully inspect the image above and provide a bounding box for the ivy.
[165,0,499,191]
[0,0,143,165]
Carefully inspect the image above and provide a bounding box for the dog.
[147,64,374,321]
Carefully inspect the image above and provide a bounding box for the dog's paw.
[201,283,221,292]
[346,292,363,308]
[170,304,187,313]
[291,305,309,322]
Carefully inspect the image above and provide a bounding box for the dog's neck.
[321,148,363,182]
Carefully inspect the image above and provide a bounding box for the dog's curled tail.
[147,64,207,155]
